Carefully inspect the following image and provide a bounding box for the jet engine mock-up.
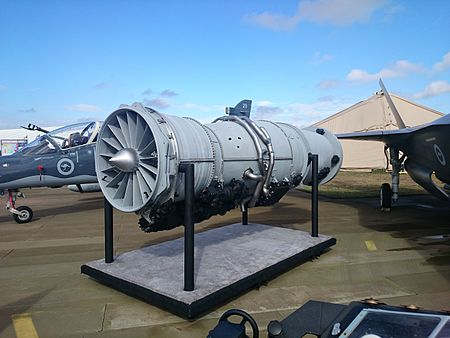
[95,100,342,232]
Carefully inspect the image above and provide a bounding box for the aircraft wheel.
[13,206,33,224]
[380,183,392,210]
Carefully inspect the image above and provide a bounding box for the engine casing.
[96,102,342,232]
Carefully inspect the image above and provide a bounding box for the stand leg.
[310,154,319,237]
[104,198,114,263]
[180,163,195,291]
[242,209,248,225]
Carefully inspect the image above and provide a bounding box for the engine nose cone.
[109,148,139,172]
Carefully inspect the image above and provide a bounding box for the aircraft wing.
[336,129,412,145]
[337,112,449,144]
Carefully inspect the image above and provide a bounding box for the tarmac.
[0,187,449,337]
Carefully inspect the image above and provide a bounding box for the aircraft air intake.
[95,101,343,232]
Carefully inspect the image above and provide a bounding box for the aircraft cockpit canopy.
[49,121,102,148]
[18,121,102,155]
[18,136,58,155]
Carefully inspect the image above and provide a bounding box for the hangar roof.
[314,92,444,169]
[314,92,444,133]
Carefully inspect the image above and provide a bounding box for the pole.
[104,197,114,263]
[180,163,195,291]
[310,154,319,237]
[242,208,248,225]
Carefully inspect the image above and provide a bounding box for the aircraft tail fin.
[379,79,406,129]
[226,100,252,117]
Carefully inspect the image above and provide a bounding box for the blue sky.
[0,0,449,129]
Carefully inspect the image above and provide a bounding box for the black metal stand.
[242,208,248,225]
[104,198,114,263]
[179,163,195,291]
[310,154,319,237]
[81,155,336,320]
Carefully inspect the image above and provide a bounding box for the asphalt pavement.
[0,187,449,337]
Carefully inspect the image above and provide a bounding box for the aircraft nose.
[0,158,8,186]
[0,155,19,188]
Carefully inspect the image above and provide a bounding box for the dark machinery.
[207,309,259,338]
[209,300,450,338]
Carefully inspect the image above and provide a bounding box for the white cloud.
[182,102,211,112]
[179,103,227,121]
[18,107,36,113]
[257,100,273,107]
[382,3,405,21]
[347,69,379,82]
[255,105,284,120]
[186,102,228,112]
[347,60,423,83]
[244,11,301,31]
[77,117,98,123]
[253,97,350,127]
[169,98,351,127]
[288,99,349,121]
[298,0,386,25]
[312,51,334,64]
[412,81,450,99]
[142,88,153,96]
[144,98,170,109]
[141,88,178,97]
[433,51,450,73]
[160,89,178,97]
[317,79,340,90]
[140,89,178,109]
[244,0,387,31]
[318,95,334,102]
[348,52,450,85]
[66,104,102,113]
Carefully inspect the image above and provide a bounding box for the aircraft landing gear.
[4,190,34,224]
[380,147,405,211]
[13,206,33,224]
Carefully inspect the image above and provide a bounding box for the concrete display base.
[81,223,335,319]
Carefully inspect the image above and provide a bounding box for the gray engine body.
[96,101,342,232]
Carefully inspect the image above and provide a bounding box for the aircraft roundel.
[57,158,75,176]
[434,144,446,166]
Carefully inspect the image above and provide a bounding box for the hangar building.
[313,91,444,169]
